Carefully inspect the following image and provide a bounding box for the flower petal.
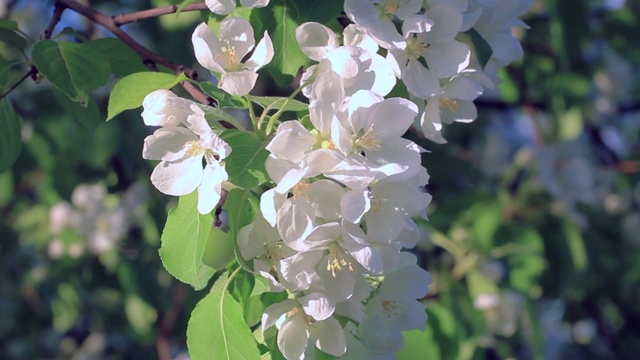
[192,23,225,73]
[296,22,339,61]
[142,127,197,161]
[246,31,274,70]
[205,0,236,15]
[219,70,259,96]
[150,156,203,196]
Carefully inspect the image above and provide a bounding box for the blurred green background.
[1,0,640,359]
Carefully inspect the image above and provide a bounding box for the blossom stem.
[264,83,307,136]
[244,94,261,134]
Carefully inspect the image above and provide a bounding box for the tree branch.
[43,2,66,39]
[53,0,214,105]
[0,66,38,101]
[112,2,209,26]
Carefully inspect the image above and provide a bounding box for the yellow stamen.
[355,127,381,152]
[219,40,239,70]
[439,98,458,112]
[326,243,354,277]
[382,0,399,15]
[184,140,205,157]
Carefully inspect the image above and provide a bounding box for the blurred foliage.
[1,0,640,359]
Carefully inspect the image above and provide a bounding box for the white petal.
[262,299,296,331]
[141,89,189,127]
[442,76,484,101]
[403,58,440,99]
[197,161,227,214]
[278,312,309,360]
[245,31,274,70]
[205,0,236,15]
[150,156,203,196]
[312,317,347,357]
[219,70,259,96]
[425,40,470,78]
[340,188,370,224]
[220,17,255,60]
[192,23,225,73]
[266,121,316,160]
[296,22,339,61]
[426,4,463,43]
[308,180,344,220]
[142,127,197,161]
[299,292,335,321]
[380,264,432,300]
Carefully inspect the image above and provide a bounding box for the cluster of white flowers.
[344,0,531,143]
[139,1,531,358]
[48,183,147,258]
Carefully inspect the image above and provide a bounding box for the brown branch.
[43,2,66,39]
[0,66,38,101]
[54,0,214,105]
[112,2,209,26]
[155,283,189,360]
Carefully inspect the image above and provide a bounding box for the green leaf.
[0,27,27,51]
[200,81,247,108]
[295,0,343,23]
[0,19,18,29]
[472,202,502,252]
[107,71,183,120]
[251,96,308,112]
[52,89,102,131]
[87,38,147,76]
[220,129,270,188]
[0,98,21,173]
[201,105,245,129]
[398,327,440,360]
[563,219,588,272]
[460,28,493,69]
[252,0,311,87]
[202,227,235,270]
[159,191,215,290]
[187,287,261,360]
[32,40,110,105]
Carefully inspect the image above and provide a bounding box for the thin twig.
[0,66,38,101]
[54,0,213,105]
[112,2,209,26]
[43,2,66,39]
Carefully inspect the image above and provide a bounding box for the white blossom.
[192,18,273,96]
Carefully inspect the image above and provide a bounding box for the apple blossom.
[142,104,231,214]
[205,0,270,15]
[192,17,273,96]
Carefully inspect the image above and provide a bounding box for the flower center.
[185,140,206,157]
[219,40,240,70]
[370,195,383,213]
[355,127,380,152]
[292,181,311,199]
[326,243,354,277]
[382,300,401,317]
[407,36,429,60]
[381,0,399,16]
[439,98,458,112]
[265,242,286,261]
